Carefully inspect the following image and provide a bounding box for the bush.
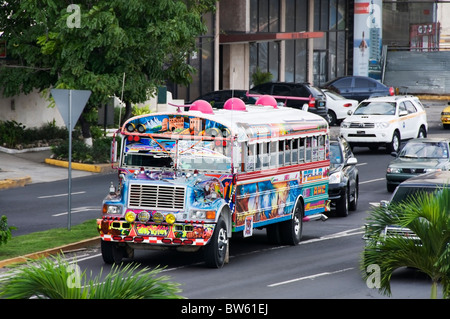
[0,120,68,149]
[0,254,184,299]
[0,215,16,246]
[51,137,112,164]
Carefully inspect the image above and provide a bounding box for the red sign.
[355,3,369,14]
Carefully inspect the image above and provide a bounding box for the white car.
[323,89,358,126]
[340,95,428,153]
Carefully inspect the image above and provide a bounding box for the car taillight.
[343,103,352,107]
[308,97,315,108]
[389,87,395,96]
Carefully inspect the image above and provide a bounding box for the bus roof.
[122,103,328,142]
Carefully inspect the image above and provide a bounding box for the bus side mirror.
[111,139,118,166]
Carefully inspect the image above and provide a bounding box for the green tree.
[0,0,216,138]
[362,187,450,299]
[0,254,183,299]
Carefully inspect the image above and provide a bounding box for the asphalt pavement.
[0,146,112,190]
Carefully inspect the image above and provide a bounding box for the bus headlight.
[125,211,136,223]
[190,210,216,220]
[102,204,122,215]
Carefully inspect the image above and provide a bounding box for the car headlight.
[424,168,442,173]
[189,209,216,220]
[329,172,342,184]
[375,122,389,129]
[341,122,350,128]
[102,204,123,215]
[386,167,401,174]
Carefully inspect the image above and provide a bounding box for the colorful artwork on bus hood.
[98,172,234,245]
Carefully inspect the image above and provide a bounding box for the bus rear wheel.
[280,201,303,245]
[204,216,228,268]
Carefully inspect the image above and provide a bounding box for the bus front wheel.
[204,216,228,268]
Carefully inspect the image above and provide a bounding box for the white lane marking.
[38,191,86,199]
[268,267,354,287]
[360,177,385,185]
[356,162,367,167]
[52,206,99,217]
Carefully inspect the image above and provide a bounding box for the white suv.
[340,95,428,153]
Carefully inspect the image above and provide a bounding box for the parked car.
[322,89,358,126]
[340,95,428,153]
[249,82,328,121]
[186,90,257,109]
[441,103,450,129]
[364,171,450,245]
[328,137,359,217]
[386,138,450,192]
[321,75,394,102]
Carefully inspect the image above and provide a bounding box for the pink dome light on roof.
[190,99,214,114]
[255,95,278,108]
[224,97,247,111]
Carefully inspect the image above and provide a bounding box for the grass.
[0,219,99,261]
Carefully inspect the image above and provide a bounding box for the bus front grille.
[128,184,185,210]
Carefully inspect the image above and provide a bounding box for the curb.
[44,158,113,173]
[0,237,100,268]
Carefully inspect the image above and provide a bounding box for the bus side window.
[292,138,298,164]
[285,139,291,165]
[318,135,325,161]
[312,136,318,161]
[263,142,270,168]
[279,140,285,166]
[270,141,278,168]
[256,143,262,170]
[246,143,256,171]
[299,138,305,162]
[305,137,312,162]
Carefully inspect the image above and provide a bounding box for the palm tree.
[361,186,450,299]
[0,254,184,299]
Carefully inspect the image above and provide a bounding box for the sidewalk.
[0,146,113,190]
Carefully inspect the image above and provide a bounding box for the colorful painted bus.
[98,95,330,268]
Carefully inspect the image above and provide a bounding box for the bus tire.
[204,216,228,268]
[101,240,124,264]
[280,200,303,245]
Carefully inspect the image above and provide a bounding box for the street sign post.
[51,89,91,230]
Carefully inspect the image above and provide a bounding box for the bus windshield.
[122,137,231,172]
[178,139,231,171]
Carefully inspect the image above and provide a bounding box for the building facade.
[173,0,352,103]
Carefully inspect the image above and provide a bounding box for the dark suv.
[249,82,328,120]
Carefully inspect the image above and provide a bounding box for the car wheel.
[349,182,358,211]
[387,182,396,193]
[387,131,400,153]
[336,187,349,217]
[328,111,337,126]
[417,126,427,138]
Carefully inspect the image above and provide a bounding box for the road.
[0,100,446,303]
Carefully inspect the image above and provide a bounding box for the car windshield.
[353,101,396,115]
[399,142,449,159]
[329,143,343,165]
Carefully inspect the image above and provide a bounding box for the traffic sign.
[50,89,91,230]
[51,89,91,131]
